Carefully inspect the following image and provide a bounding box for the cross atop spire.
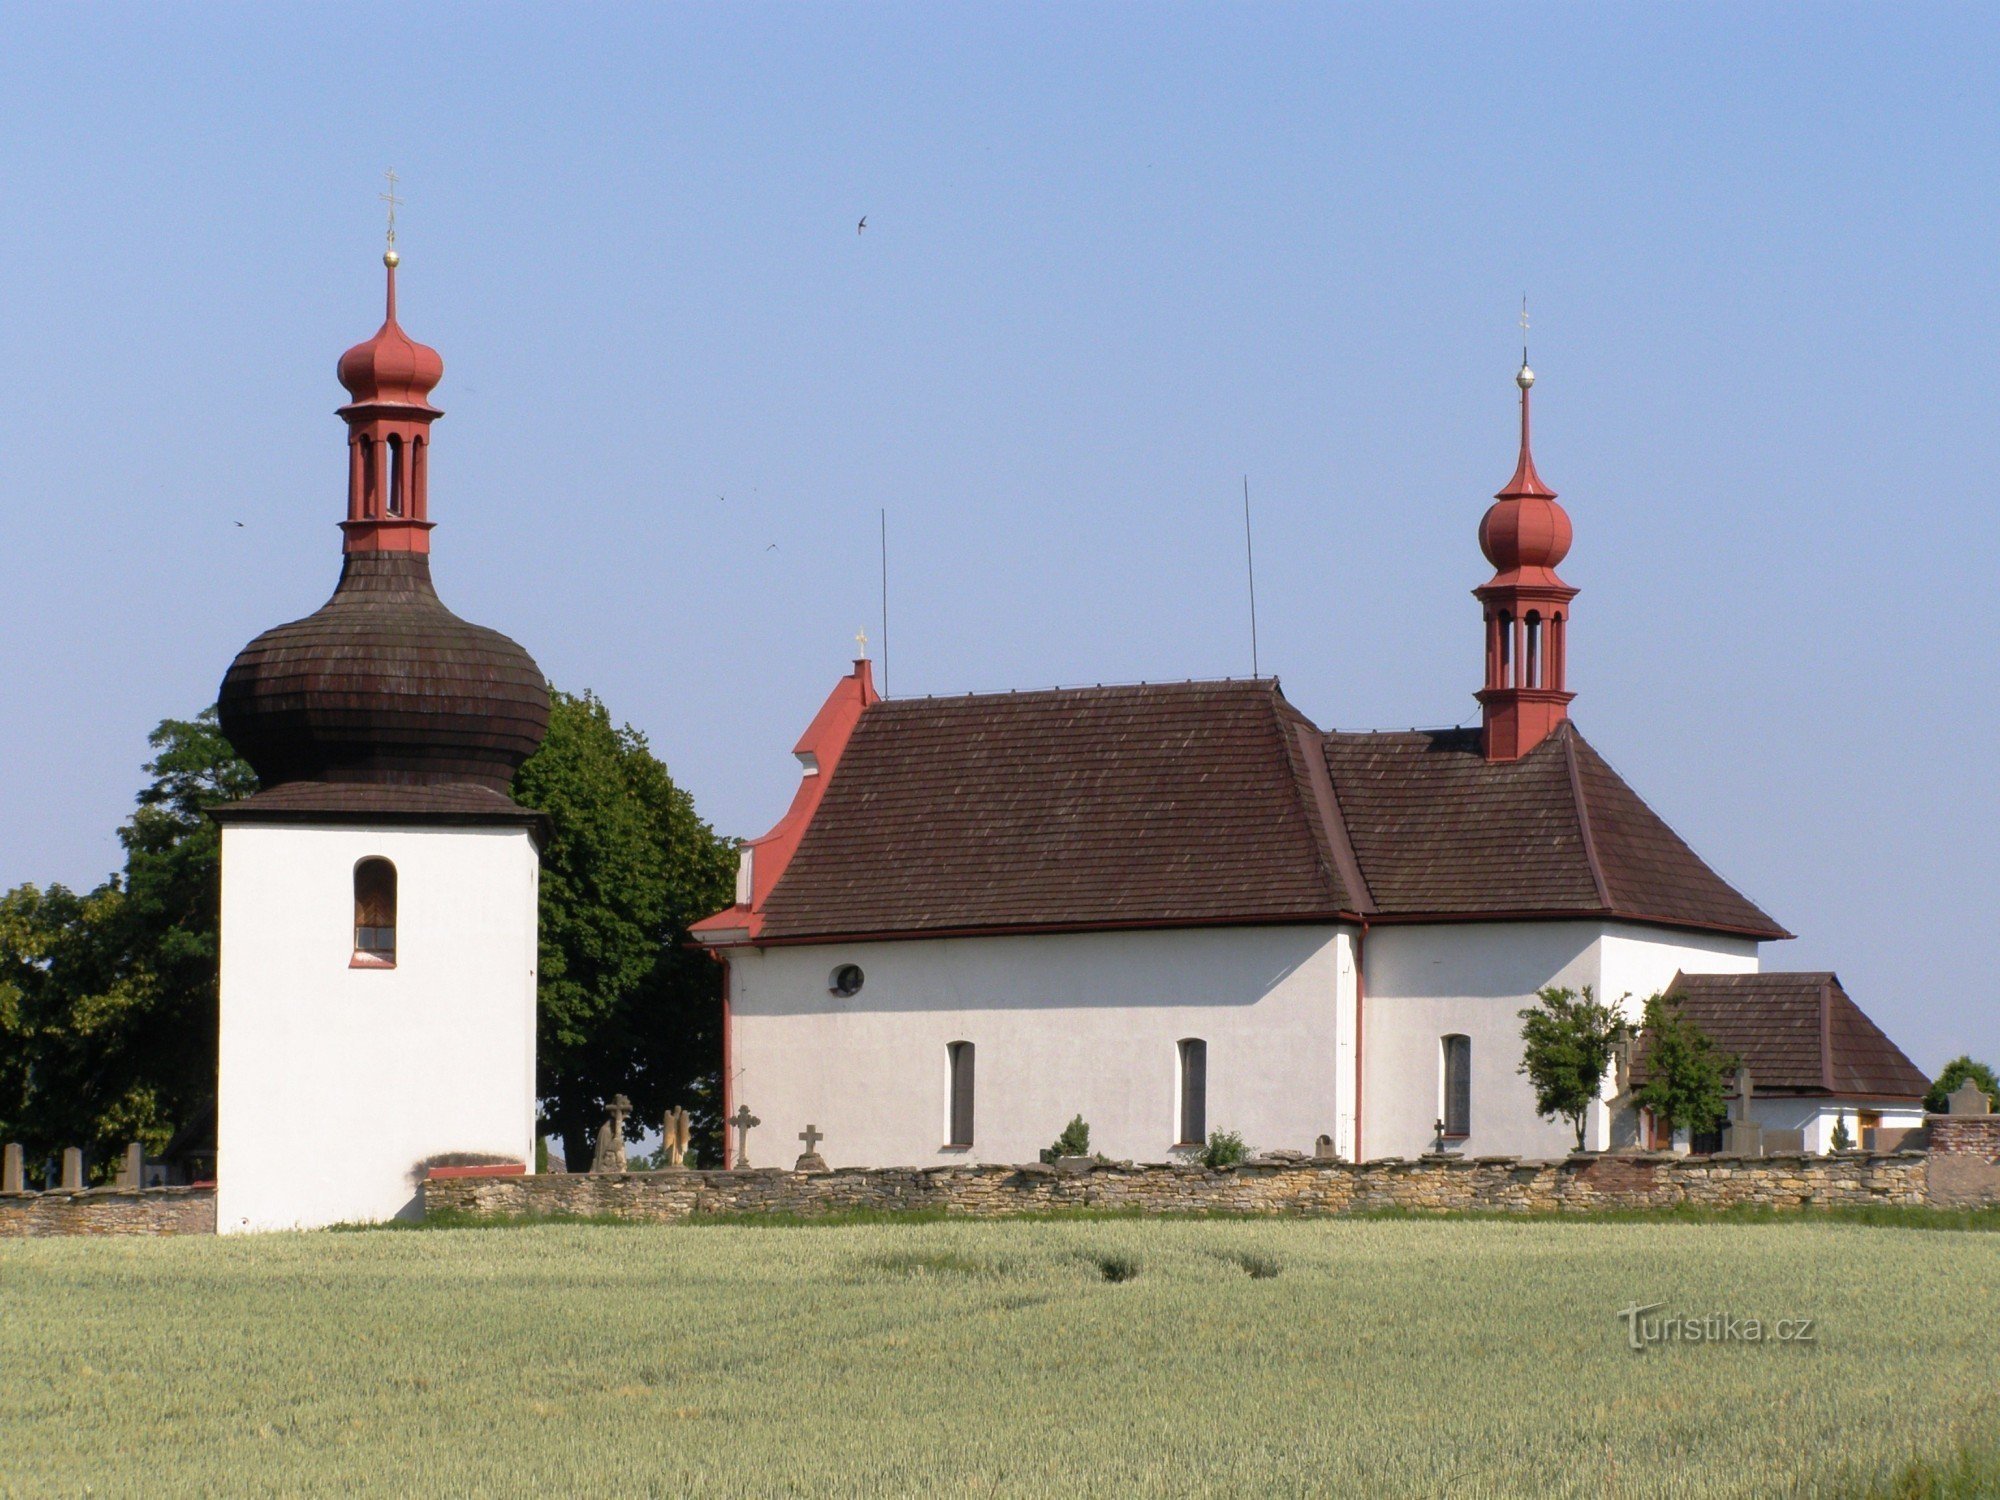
[380,169,403,266]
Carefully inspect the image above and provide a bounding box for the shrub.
[1831,1114,1853,1152]
[1200,1131,1248,1169]
[1041,1115,1092,1163]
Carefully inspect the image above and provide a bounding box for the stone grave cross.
[794,1123,828,1173]
[730,1105,761,1168]
[590,1094,633,1174]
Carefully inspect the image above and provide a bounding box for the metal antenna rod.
[1242,475,1260,679]
[879,507,890,697]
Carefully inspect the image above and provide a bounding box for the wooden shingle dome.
[218,251,548,802]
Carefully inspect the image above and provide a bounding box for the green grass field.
[3,1218,1995,1497]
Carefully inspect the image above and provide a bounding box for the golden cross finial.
[855,628,869,658]
[380,168,403,251]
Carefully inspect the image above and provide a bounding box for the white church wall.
[727,925,1354,1169]
[216,822,539,1233]
[1597,925,1759,1020]
[1360,921,1603,1161]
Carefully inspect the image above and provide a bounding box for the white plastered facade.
[725,918,1762,1168]
[216,821,539,1233]
[1360,921,1760,1160]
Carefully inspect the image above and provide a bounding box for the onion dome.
[218,553,549,793]
[336,253,443,413]
[1477,361,1573,582]
[217,250,548,800]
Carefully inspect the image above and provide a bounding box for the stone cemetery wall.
[0,1185,216,1238]
[426,1149,1941,1224]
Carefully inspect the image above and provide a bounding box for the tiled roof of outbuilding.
[1638,972,1930,1100]
[743,679,1788,944]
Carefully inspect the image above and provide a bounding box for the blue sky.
[2,7,1994,1071]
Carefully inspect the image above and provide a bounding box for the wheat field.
[1,1217,1994,1497]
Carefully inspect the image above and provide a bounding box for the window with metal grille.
[1177,1038,1207,1146]
[353,858,397,967]
[1441,1034,1471,1138]
[946,1041,975,1147]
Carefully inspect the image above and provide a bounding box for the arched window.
[353,858,397,967]
[1441,1034,1471,1138]
[1498,611,1514,687]
[1525,611,1543,689]
[1177,1038,1207,1146]
[946,1041,975,1147]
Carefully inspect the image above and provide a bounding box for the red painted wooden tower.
[1475,360,1577,761]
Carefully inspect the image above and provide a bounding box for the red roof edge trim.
[720,659,880,919]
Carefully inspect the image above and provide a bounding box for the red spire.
[336,251,442,554]
[1474,360,1578,761]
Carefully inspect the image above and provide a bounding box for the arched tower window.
[1525,611,1543,689]
[353,858,397,967]
[386,435,405,517]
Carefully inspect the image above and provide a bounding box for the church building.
[211,245,549,1232]
[693,361,1917,1167]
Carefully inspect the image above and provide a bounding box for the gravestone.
[661,1107,692,1169]
[1721,1065,1763,1156]
[2,1143,23,1194]
[60,1147,84,1190]
[729,1105,761,1168]
[794,1123,829,1173]
[116,1142,144,1189]
[590,1095,633,1174]
[1947,1080,1992,1116]
[1313,1134,1337,1162]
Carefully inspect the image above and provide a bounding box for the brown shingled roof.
[1637,972,1929,1100]
[1321,722,1787,937]
[757,680,1350,939]
[745,681,1788,944]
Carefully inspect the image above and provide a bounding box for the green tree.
[0,711,252,1177]
[1630,993,1732,1144]
[513,690,736,1171]
[1925,1056,1999,1115]
[1516,985,1626,1151]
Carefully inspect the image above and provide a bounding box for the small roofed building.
[211,243,549,1232]
[1629,972,1930,1153]
[695,362,1815,1166]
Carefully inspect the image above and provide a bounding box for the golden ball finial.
[383,247,401,269]
[1516,361,1535,390]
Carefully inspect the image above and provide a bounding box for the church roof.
[1633,972,1929,1100]
[739,678,1788,944]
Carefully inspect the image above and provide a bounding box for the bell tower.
[1474,357,1577,761]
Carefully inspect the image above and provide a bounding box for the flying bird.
[766,543,779,552]
[857,216,867,234]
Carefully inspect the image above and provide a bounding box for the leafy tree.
[1630,993,1732,1144]
[0,711,252,1177]
[1516,985,1627,1151]
[1925,1056,1999,1115]
[513,690,736,1172]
